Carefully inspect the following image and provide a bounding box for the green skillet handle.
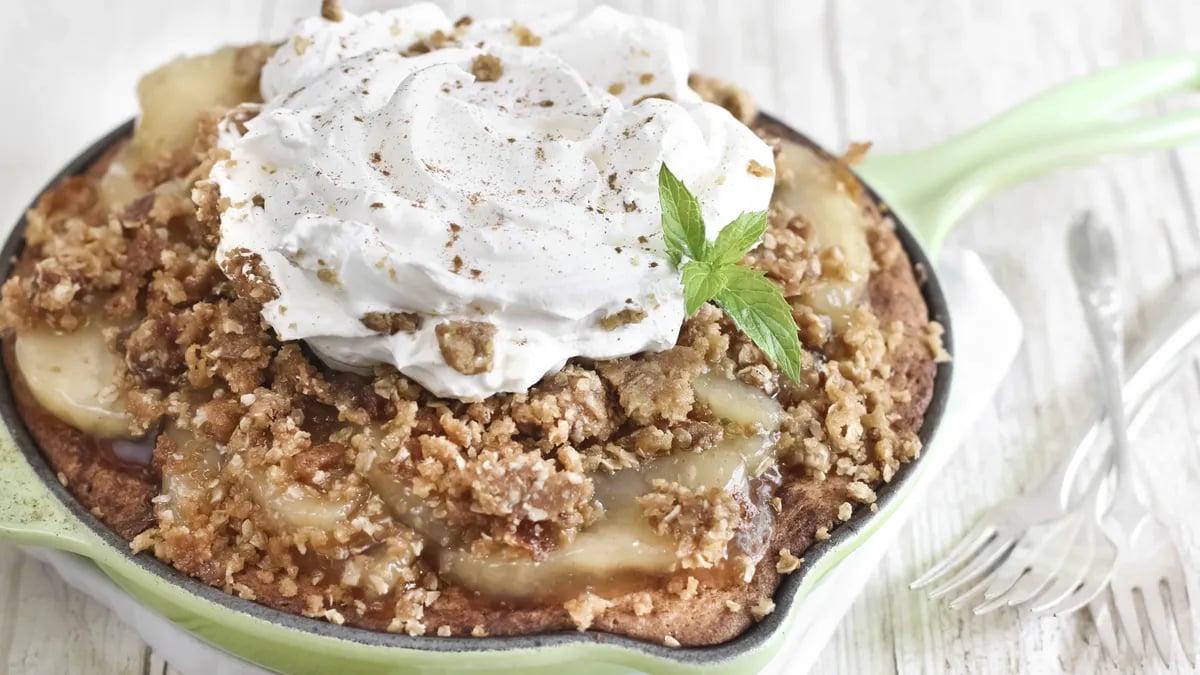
[0,424,102,556]
[856,53,1200,256]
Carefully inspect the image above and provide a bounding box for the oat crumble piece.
[688,73,756,124]
[925,320,952,363]
[747,159,774,178]
[470,54,504,82]
[777,549,802,574]
[750,598,776,621]
[361,311,421,335]
[837,502,853,521]
[510,21,542,46]
[435,320,496,375]
[564,592,613,631]
[815,527,831,541]
[630,592,654,617]
[640,480,742,569]
[320,0,344,22]
[597,306,647,330]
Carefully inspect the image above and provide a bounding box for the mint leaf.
[714,266,803,384]
[681,261,728,315]
[659,164,708,265]
[711,210,768,265]
[660,163,803,384]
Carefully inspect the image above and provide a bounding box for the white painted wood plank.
[4,556,147,674]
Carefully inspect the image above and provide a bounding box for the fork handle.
[1070,216,1134,500]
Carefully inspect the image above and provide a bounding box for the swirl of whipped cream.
[212,4,775,400]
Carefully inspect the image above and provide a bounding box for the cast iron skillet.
[0,115,952,668]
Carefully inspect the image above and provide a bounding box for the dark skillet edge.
[0,117,953,666]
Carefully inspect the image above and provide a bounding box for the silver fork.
[913,214,1200,662]
[1066,215,1196,664]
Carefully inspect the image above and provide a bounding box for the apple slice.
[773,141,873,332]
[131,45,264,160]
[436,374,781,599]
[246,470,366,533]
[14,321,133,438]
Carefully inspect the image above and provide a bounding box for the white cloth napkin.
[22,248,1023,675]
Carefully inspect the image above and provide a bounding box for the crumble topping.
[750,598,775,621]
[361,311,421,335]
[597,306,647,330]
[470,54,504,83]
[435,320,496,375]
[564,592,612,631]
[776,549,802,574]
[639,479,744,570]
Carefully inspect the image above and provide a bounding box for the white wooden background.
[2,1,1200,673]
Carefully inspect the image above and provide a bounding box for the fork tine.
[1112,587,1146,656]
[1031,524,1107,614]
[927,536,1014,599]
[1143,583,1175,665]
[948,566,1000,611]
[1090,592,1120,661]
[1166,569,1197,666]
[1046,573,1110,616]
[911,521,997,589]
[1004,566,1055,606]
[973,587,1023,615]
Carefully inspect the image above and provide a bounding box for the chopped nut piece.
[361,311,421,335]
[725,600,742,613]
[815,526,831,541]
[435,320,496,375]
[437,625,452,637]
[663,635,681,648]
[471,625,488,637]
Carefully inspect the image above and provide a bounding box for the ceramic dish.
[0,53,1196,675]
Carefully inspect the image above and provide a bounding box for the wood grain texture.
[0,1,1197,673]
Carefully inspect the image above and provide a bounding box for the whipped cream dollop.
[212,4,774,400]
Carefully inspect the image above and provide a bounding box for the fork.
[1065,213,1196,664]
[913,214,1199,663]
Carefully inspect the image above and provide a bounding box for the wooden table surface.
[2,1,1199,673]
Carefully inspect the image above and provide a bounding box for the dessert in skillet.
[0,2,947,645]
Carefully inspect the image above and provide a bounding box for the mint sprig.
[659,164,803,384]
